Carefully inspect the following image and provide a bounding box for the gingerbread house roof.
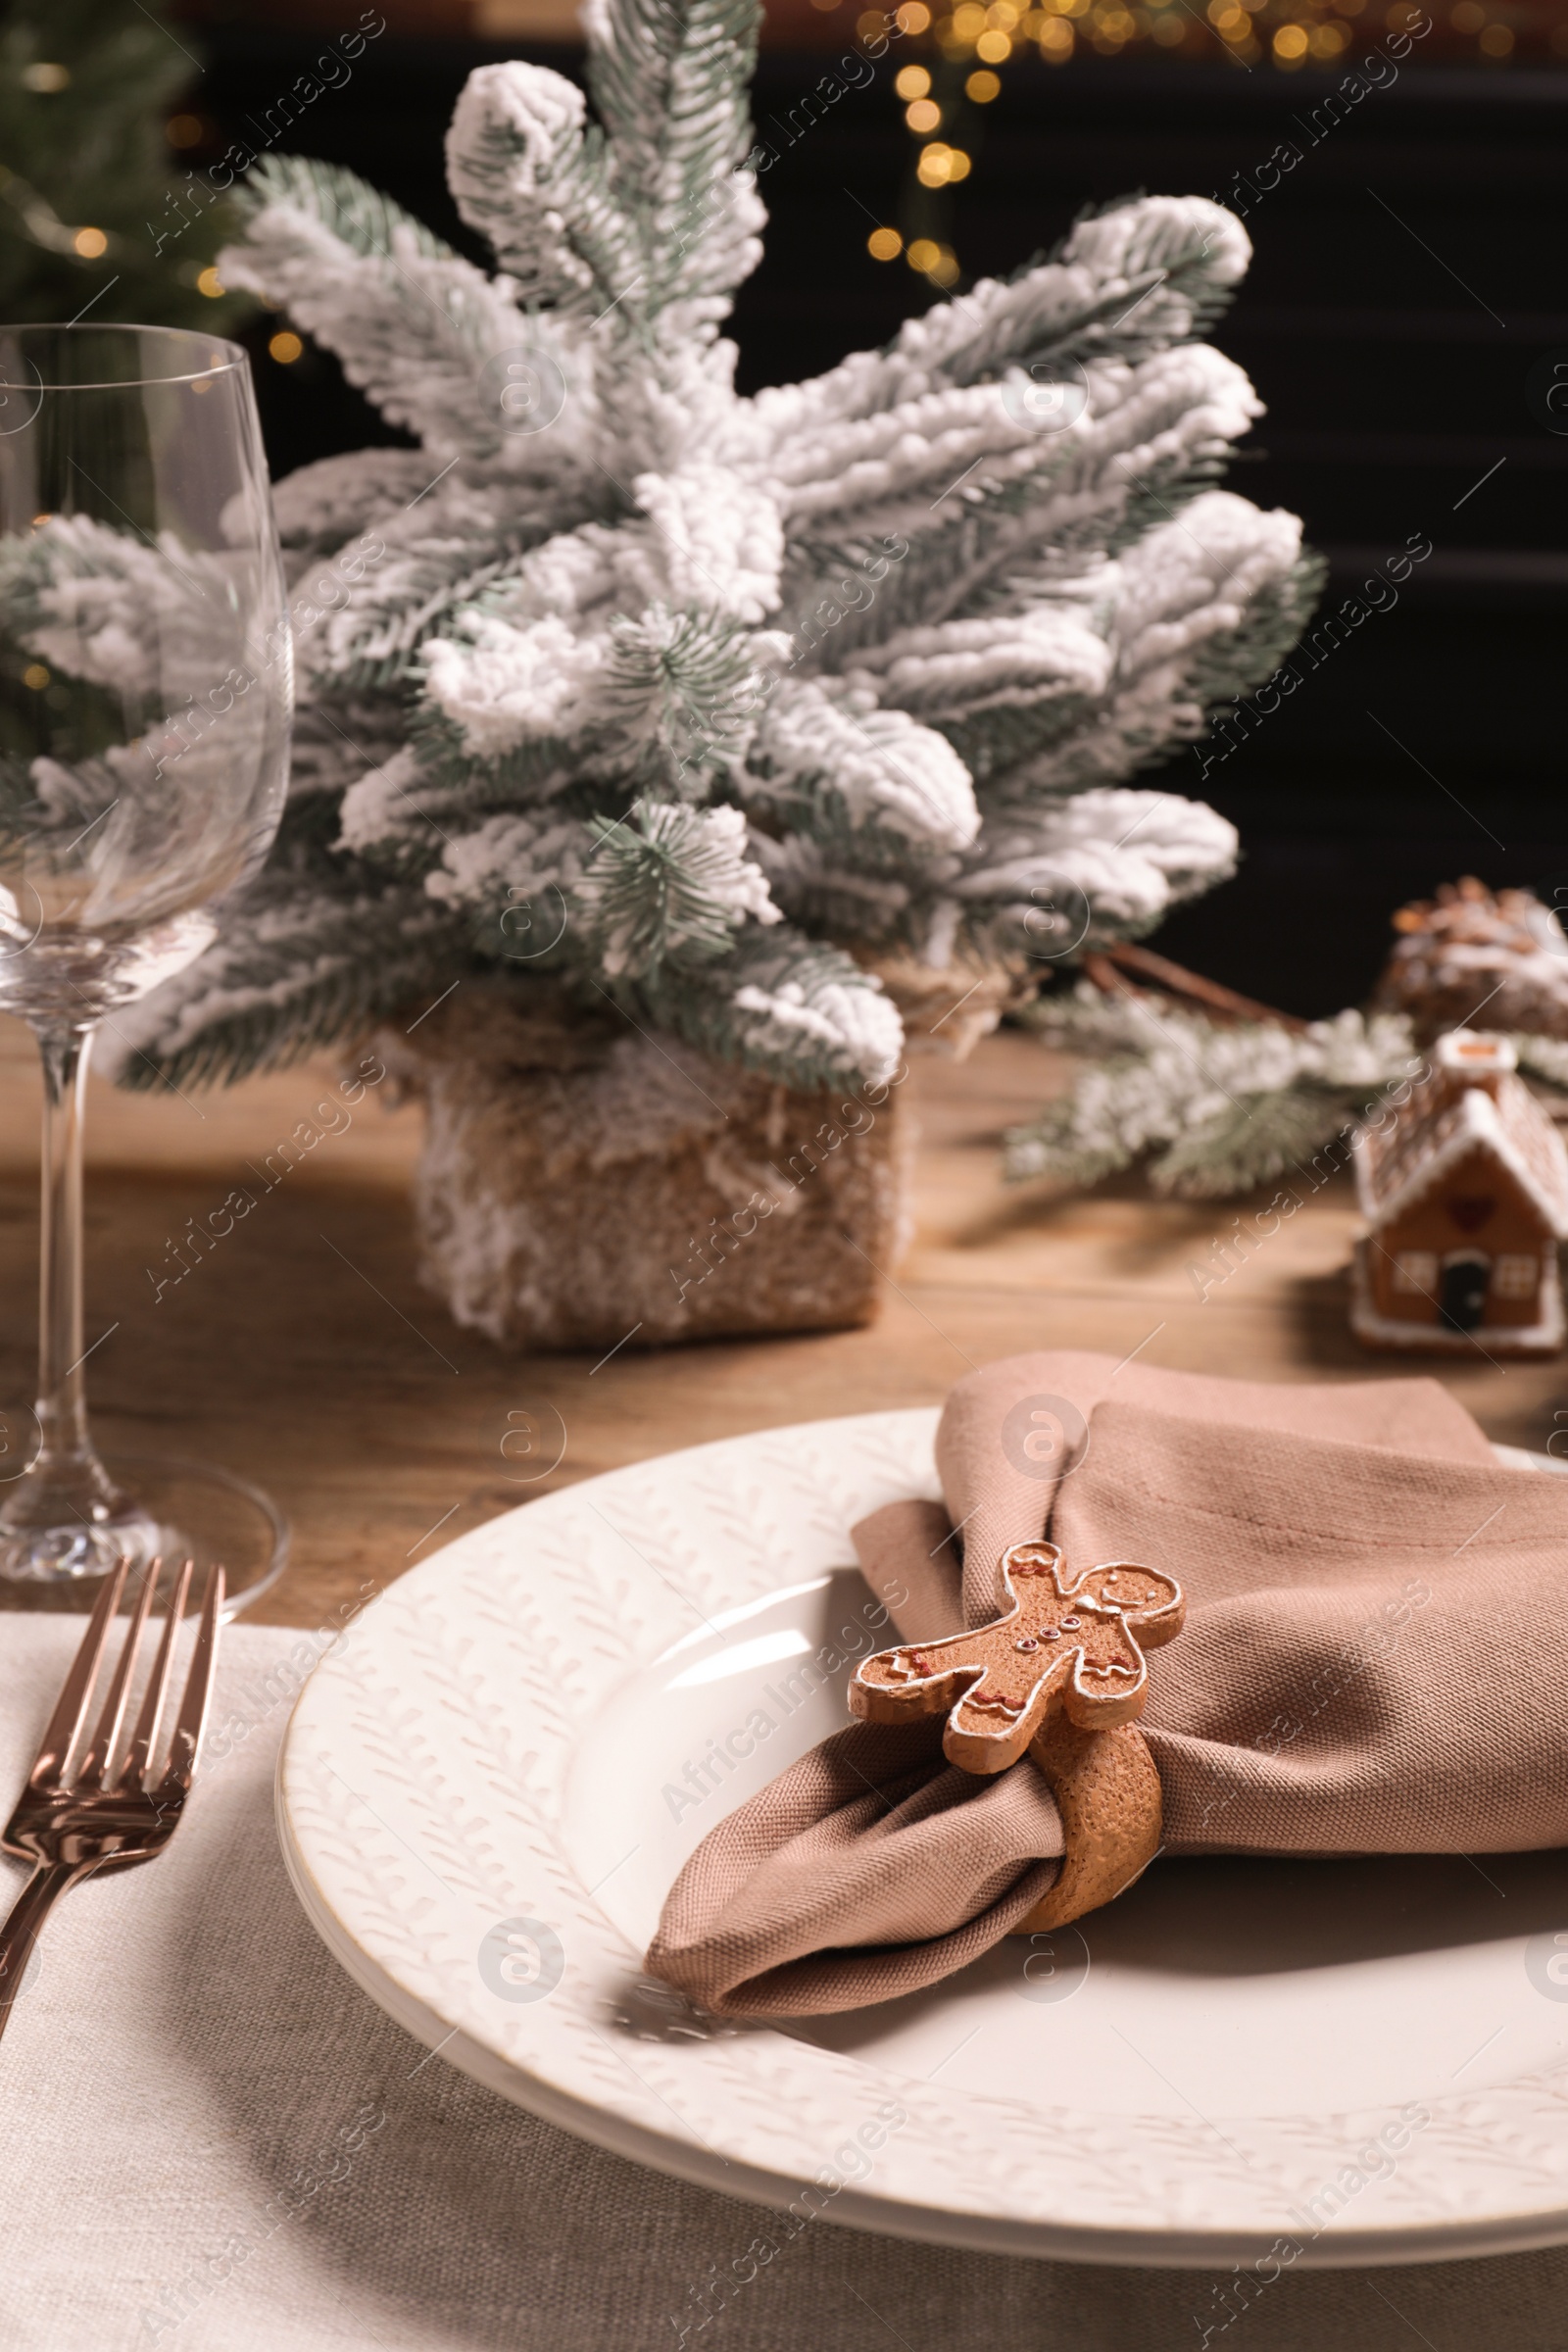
[1354,1041,1568,1238]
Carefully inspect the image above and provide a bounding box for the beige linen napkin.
[648,1352,1568,2017]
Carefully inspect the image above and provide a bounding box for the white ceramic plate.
[278,1411,1568,2268]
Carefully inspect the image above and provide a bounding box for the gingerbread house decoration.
[1351,1031,1568,1353]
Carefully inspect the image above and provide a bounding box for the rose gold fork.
[0,1555,222,2041]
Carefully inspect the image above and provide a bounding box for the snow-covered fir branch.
[1004,987,1568,1199]
[1004,990,1426,1198]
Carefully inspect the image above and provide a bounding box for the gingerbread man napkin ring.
[849,1540,1185,1934]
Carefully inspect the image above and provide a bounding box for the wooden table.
[0,1015,1560,1628]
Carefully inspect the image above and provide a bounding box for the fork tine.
[154,1563,223,1794]
[26,1559,128,1789]
[77,1560,159,1787]
[118,1557,192,1793]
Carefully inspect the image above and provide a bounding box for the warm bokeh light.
[167,114,203,149]
[22,664,49,691]
[269,331,304,365]
[197,267,225,298]
[875,0,1524,308]
[901,0,1549,72]
[73,227,107,259]
[21,62,69,92]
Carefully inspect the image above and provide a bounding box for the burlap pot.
[378,984,911,1350]
[862,945,1032,1058]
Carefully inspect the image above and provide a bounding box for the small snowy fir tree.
[110,0,1319,1098]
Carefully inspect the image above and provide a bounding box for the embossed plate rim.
[277,1408,1568,2269]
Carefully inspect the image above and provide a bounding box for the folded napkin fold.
[647,1351,1568,2017]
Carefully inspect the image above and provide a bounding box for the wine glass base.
[0,1452,288,1617]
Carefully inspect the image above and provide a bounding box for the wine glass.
[0,324,292,1608]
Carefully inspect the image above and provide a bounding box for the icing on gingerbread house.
[1351,1030,1568,1353]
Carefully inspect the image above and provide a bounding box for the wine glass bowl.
[0,325,292,1604]
[0,326,290,1012]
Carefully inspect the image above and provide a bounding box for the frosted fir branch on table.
[91,0,1317,1100]
[1004,987,1426,1198]
[1005,986,1568,1200]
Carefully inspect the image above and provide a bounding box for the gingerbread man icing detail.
[847,1540,1185,1774]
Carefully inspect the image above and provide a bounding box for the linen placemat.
[0,1611,1564,2350]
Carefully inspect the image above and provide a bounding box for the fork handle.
[0,1860,86,2043]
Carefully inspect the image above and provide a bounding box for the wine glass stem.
[33,1020,96,1477]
